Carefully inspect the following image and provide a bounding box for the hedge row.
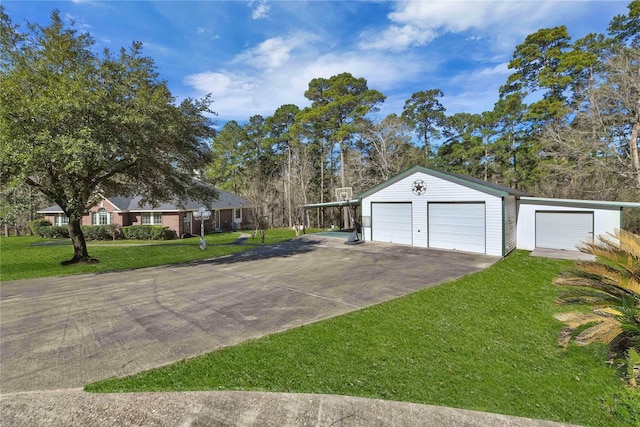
[122,225,171,240]
[29,219,68,238]
[30,220,171,241]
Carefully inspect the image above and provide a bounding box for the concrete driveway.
[1,236,585,426]
[1,235,498,394]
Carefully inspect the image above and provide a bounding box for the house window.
[235,208,242,220]
[55,214,69,226]
[141,212,162,225]
[93,208,111,225]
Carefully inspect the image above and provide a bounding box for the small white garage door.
[371,203,412,245]
[535,211,593,251]
[428,203,486,253]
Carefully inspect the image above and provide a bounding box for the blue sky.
[2,1,630,123]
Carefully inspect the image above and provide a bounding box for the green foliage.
[122,225,171,240]
[29,219,52,237]
[86,252,634,426]
[402,89,447,158]
[81,224,122,241]
[608,0,640,46]
[554,229,640,387]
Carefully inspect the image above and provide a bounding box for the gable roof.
[358,165,529,199]
[38,188,249,214]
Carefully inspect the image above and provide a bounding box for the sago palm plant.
[553,228,640,387]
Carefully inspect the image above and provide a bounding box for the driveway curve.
[1,235,577,426]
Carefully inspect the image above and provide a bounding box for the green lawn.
[0,228,309,281]
[85,251,639,427]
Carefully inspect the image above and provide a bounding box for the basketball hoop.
[335,187,353,201]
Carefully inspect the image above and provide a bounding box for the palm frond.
[554,311,622,347]
[555,286,620,306]
[554,273,636,301]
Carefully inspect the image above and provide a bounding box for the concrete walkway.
[530,247,596,261]
[1,235,580,426]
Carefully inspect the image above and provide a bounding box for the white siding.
[362,171,505,256]
[516,202,622,251]
[503,196,517,254]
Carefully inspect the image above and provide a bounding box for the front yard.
[0,229,307,281]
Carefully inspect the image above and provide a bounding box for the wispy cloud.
[234,36,297,69]
[445,62,511,114]
[64,13,92,29]
[250,0,270,20]
[185,34,430,121]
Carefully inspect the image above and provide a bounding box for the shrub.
[554,228,640,387]
[29,219,52,237]
[122,225,171,240]
[30,219,70,238]
[43,226,70,238]
[81,225,122,241]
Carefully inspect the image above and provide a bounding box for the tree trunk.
[631,120,640,190]
[339,141,351,229]
[287,148,293,228]
[63,218,98,265]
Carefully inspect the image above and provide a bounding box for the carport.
[303,198,361,231]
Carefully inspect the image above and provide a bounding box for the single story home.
[38,188,250,238]
[309,166,640,257]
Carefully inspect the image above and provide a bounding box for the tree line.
[206,1,640,230]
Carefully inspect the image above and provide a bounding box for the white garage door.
[371,203,412,245]
[428,203,486,253]
[535,212,593,251]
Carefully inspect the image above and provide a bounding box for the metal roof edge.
[519,196,640,209]
[303,199,361,209]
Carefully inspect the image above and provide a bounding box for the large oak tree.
[0,9,217,263]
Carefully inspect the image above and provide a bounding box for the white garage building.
[358,166,638,257]
[516,197,638,251]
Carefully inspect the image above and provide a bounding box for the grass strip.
[85,251,638,426]
[0,228,312,281]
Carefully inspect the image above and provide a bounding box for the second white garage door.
[371,202,412,245]
[428,203,486,253]
[535,211,593,251]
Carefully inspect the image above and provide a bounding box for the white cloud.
[360,24,437,52]
[360,1,569,52]
[184,37,431,121]
[250,1,270,20]
[234,37,294,69]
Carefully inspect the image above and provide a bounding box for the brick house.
[38,189,250,238]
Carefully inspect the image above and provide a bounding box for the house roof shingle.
[38,189,248,213]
